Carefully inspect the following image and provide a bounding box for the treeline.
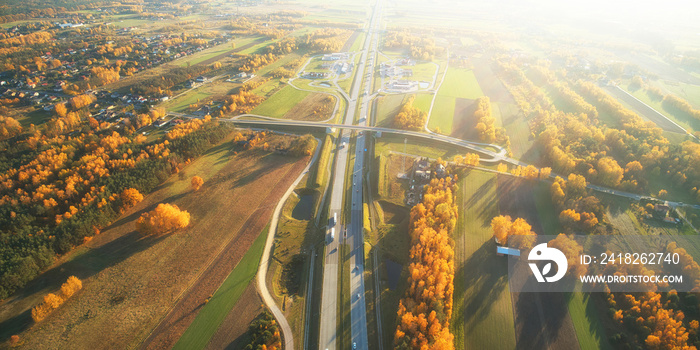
[0,121,236,299]
[608,289,700,349]
[384,30,438,61]
[473,96,509,149]
[394,177,456,349]
[393,95,426,130]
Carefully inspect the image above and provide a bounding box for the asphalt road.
[348,1,384,348]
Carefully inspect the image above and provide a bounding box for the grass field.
[427,94,456,134]
[178,37,261,67]
[454,170,516,350]
[621,82,700,132]
[251,85,311,117]
[438,68,484,99]
[412,93,433,113]
[374,94,405,127]
[567,293,612,350]
[659,81,700,108]
[172,228,268,350]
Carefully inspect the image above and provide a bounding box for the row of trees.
[473,96,509,147]
[31,276,82,322]
[394,177,457,349]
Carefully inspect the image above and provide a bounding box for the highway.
[348,0,384,349]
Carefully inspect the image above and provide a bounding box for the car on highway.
[353,342,357,350]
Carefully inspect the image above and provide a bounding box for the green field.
[427,94,456,134]
[374,94,405,127]
[167,90,211,112]
[173,228,268,350]
[438,67,484,99]
[178,37,261,67]
[659,81,700,108]
[454,170,516,350]
[251,85,310,117]
[412,93,433,113]
[567,293,612,350]
[621,82,700,132]
[350,32,367,52]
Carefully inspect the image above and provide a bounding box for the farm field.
[496,175,583,350]
[619,82,700,133]
[374,94,406,127]
[454,170,516,350]
[173,228,268,350]
[659,81,700,108]
[251,85,311,118]
[0,135,309,350]
[427,94,456,134]
[427,66,484,135]
[177,36,263,67]
[470,56,535,162]
[437,67,484,99]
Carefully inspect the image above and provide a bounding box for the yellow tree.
[120,188,143,208]
[191,176,204,191]
[491,215,511,244]
[136,203,191,234]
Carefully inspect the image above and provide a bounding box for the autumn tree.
[547,234,587,278]
[136,203,191,234]
[393,95,427,130]
[120,188,144,208]
[490,215,536,248]
[191,176,204,191]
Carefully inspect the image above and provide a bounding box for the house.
[653,202,671,217]
[195,76,207,83]
[435,163,446,178]
[415,170,431,181]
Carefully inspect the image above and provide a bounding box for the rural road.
[256,136,322,350]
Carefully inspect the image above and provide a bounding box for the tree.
[60,276,82,298]
[559,209,581,225]
[55,103,67,117]
[548,234,587,278]
[491,215,511,244]
[191,176,204,191]
[136,203,191,234]
[490,215,536,248]
[121,188,144,208]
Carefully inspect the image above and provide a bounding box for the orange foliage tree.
[191,176,204,191]
[136,203,190,234]
[490,215,536,248]
[120,188,144,209]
